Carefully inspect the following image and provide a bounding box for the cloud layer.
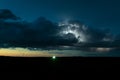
[0,9,119,52]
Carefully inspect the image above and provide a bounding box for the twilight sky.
[0,0,120,28]
[0,0,120,57]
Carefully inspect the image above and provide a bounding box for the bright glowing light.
[52,56,56,59]
[58,22,87,42]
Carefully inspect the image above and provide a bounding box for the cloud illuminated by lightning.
[58,21,88,42]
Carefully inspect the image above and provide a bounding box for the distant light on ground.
[52,56,56,59]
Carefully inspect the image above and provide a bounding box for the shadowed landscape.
[0,56,120,72]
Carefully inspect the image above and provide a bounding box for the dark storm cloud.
[59,20,114,43]
[0,9,119,51]
[0,10,78,48]
[0,9,19,20]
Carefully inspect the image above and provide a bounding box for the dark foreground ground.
[0,56,120,72]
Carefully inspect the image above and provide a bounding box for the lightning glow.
[58,21,87,42]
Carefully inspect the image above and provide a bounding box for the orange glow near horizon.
[0,48,64,57]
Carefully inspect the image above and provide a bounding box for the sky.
[0,0,120,26]
[0,0,120,57]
